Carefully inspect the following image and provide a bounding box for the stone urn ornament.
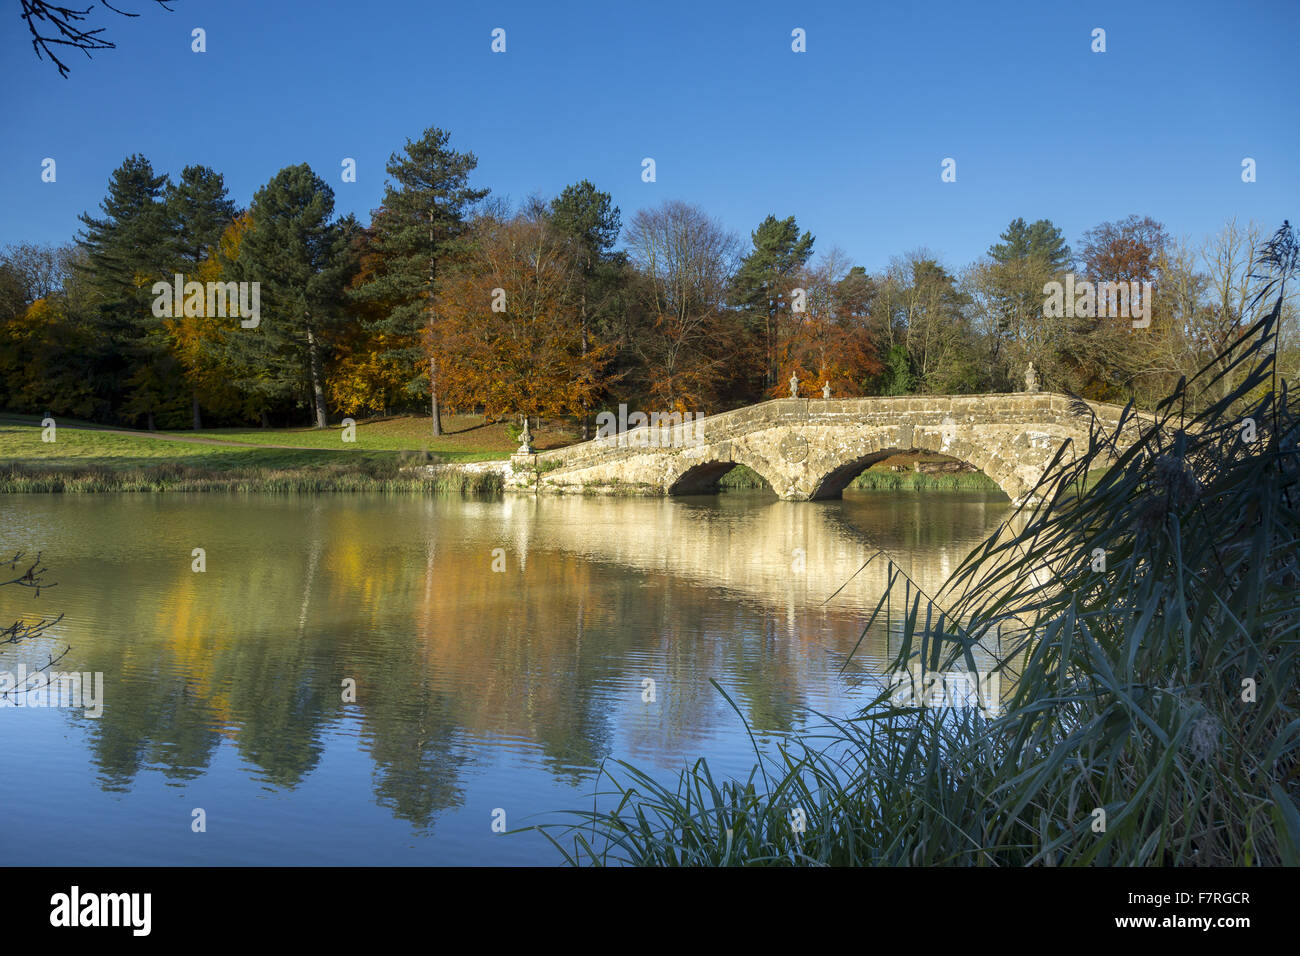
[1024,363,1039,393]
[822,382,831,399]
[789,373,800,398]
[517,417,534,454]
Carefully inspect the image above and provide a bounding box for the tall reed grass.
[847,469,998,492]
[540,222,1300,866]
[718,463,997,492]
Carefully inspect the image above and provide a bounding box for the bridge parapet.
[512,392,1146,503]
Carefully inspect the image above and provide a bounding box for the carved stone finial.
[822,382,831,399]
[789,373,800,399]
[517,417,534,454]
[1024,362,1039,393]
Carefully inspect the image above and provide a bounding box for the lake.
[0,489,1009,864]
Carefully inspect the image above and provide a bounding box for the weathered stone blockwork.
[504,394,1141,504]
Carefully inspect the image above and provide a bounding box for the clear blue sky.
[3,0,1296,272]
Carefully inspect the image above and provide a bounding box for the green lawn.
[0,411,580,472]
[173,412,574,454]
[0,422,365,470]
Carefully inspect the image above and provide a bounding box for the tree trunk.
[430,376,443,436]
[429,209,443,438]
[260,410,270,429]
[759,299,769,392]
[191,388,202,430]
[580,325,589,440]
[305,319,328,429]
[580,273,589,441]
[147,411,156,432]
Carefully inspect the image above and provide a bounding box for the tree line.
[2,125,1295,435]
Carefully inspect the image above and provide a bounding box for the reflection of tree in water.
[362,693,469,830]
[522,590,617,784]
[646,593,805,740]
[396,551,632,791]
[86,679,222,790]
[834,491,1010,558]
[227,517,335,789]
[719,613,804,735]
[78,627,342,791]
[44,493,1005,821]
[65,503,348,791]
[225,658,334,789]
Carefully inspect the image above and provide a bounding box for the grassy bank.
[0,459,503,494]
[716,464,771,489]
[845,469,997,491]
[0,413,527,494]
[157,412,575,453]
[0,411,567,458]
[541,277,1300,865]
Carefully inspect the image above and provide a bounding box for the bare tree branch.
[19,0,175,78]
[1,549,67,702]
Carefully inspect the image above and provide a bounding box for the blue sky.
[3,0,1296,272]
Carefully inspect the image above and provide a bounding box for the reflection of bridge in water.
[491,493,1018,673]
[510,393,1139,504]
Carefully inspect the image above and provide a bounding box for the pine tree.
[350,127,488,436]
[76,154,175,427]
[549,180,621,437]
[983,218,1074,389]
[165,165,239,428]
[729,215,815,396]
[167,166,238,271]
[228,164,357,428]
[988,217,1072,270]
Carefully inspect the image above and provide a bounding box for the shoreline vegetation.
[538,228,1300,867]
[0,411,521,495]
[718,461,1000,493]
[0,459,507,495]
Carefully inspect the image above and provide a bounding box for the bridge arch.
[666,451,778,495]
[806,430,1029,503]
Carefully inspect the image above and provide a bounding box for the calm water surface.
[0,490,1009,864]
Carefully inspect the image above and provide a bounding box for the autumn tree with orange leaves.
[771,250,882,397]
[435,208,613,426]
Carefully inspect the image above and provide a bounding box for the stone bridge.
[506,393,1140,504]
